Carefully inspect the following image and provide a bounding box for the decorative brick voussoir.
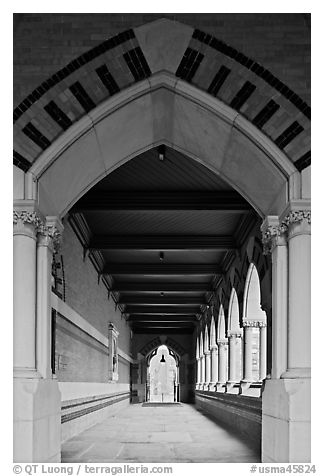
[13,20,310,173]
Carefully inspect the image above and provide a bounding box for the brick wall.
[13,13,310,108]
[57,217,131,383]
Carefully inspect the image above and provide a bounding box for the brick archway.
[14,19,310,173]
[14,20,309,222]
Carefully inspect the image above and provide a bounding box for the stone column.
[283,209,311,378]
[204,350,211,390]
[209,345,218,390]
[261,204,311,462]
[36,217,63,379]
[226,331,242,393]
[261,216,288,378]
[259,323,267,381]
[241,322,254,384]
[199,333,204,389]
[216,340,227,392]
[195,338,200,389]
[200,354,205,390]
[13,207,41,376]
[13,202,61,462]
[209,315,218,390]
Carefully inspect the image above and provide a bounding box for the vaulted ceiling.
[69,146,257,334]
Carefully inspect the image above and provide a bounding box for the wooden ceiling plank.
[119,296,206,305]
[71,191,251,212]
[112,282,210,292]
[103,263,222,275]
[89,234,236,250]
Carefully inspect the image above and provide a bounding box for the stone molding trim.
[61,391,130,423]
[243,320,267,328]
[51,292,135,364]
[261,209,311,254]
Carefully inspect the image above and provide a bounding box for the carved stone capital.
[37,223,62,252]
[261,216,286,254]
[217,339,228,347]
[243,320,267,328]
[13,210,43,229]
[281,209,311,228]
[261,207,311,254]
[228,331,243,339]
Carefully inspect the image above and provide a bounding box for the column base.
[239,380,262,396]
[208,382,217,391]
[262,378,311,463]
[226,381,240,394]
[14,375,61,462]
[203,383,210,391]
[216,382,226,393]
[281,367,311,379]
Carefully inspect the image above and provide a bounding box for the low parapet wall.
[195,391,262,452]
[60,382,130,443]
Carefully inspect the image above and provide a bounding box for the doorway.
[147,345,179,403]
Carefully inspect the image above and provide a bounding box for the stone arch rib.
[13,21,310,173]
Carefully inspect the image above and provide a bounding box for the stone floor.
[62,403,260,463]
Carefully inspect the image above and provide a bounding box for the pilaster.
[216,340,227,393]
[13,201,62,462]
[261,201,311,462]
[226,331,242,394]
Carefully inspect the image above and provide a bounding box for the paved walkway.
[62,403,260,463]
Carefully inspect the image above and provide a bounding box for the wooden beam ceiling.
[89,234,236,250]
[112,282,210,292]
[124,305,200,314]
[71,191,251,212]
[102,263,222,275]
[119,296,206,305]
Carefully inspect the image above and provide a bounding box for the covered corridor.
[62,403,259,463]
[13,14,311,464]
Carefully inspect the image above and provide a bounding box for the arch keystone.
[135,19,193,74]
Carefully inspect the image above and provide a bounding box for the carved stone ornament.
[228,331,243,338]
[13,210,43,229]
[217,340,228,347]
[243,320,267,328]
[261,210,311,254]
[38,223,62,252]
[13,211,62,251]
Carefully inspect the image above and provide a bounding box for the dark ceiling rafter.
[112,282,210,292]
[119,295,207,306]
[127,315,197,322]
[119,296,206,305]
[124,306,200,314]
[71,191,252,212]
[102,263,223,275]
[88,235,236,251]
